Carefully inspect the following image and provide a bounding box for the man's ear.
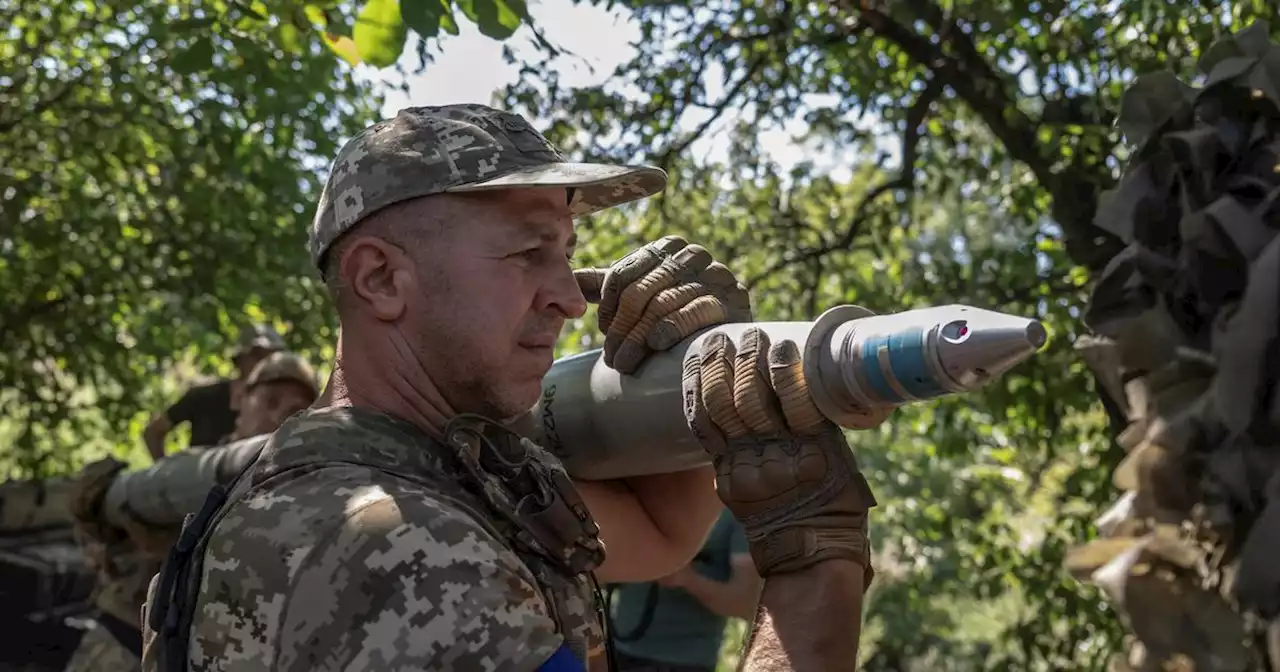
[340,237,411,321]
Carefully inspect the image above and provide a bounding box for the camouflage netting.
[1065,22,1280,672]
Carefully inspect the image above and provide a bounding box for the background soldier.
[222,351,320,445]
[61,351,321,672]
[609,508,759,672]
[141,323,285,460]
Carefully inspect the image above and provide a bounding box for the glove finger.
[613,284,712,374]
[573,268,607,304]
[646,294,729,352]
[598,236,687,333]
[694,261,752,322]
[767,340,829,435]
[70,458,127,522]
[700,332,751,439]
[697,261,739,289]
[683,335,727,457]
[733,328,787,435]
[607,244,712,364]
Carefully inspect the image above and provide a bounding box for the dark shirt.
[610,510,749,668]
[166,380,237,448]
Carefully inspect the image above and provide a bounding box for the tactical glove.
[69,457,128,542]
[68,456,179,559]
[575,235,751,374]
[68,457,130,571]
[682,327,881,585]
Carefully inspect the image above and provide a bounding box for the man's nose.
[543,264,588,319]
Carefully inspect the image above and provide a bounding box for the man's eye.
[510,247,541,261]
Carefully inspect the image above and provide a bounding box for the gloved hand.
[69,456,179,559]
[68,457,129,544]
[575,235,751,374]
[68,457,129,572]
[682,327,885,585]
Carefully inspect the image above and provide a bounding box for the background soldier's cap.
[245,351,319,397]
[233,323,286,358]
[309,103,669,270]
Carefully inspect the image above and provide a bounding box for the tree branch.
[657,54,768,164]
[850,0,1124,272]
[744,77,942,289]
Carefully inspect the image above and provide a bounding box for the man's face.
[235,380,316,438]
[383,188,587,418]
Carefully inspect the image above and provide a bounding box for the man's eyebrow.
[533,228,576,248]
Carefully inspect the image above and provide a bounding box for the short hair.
[321,196,451,307]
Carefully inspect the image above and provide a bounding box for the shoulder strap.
[147,444,262,672]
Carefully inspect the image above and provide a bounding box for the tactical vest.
[143,408,613,671]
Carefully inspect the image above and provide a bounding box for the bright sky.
[358,0,875,182]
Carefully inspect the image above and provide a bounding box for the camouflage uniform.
[140,105,668,671]
[64,460,161,672]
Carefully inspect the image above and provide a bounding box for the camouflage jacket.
[140,406,607,672]
[87,540,160,629]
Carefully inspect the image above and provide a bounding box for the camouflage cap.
[309,104,668,269]
[245,351,319,397]
[234,323,286,358]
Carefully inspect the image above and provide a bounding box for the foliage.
[6,0,1280,668]
[500,0,1279,667]
[1065,22,1280,670]
[0,0,380,477]
[555,145,1118,669]
[264,0,537,69]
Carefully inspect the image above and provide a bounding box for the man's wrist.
[745,524,872,580]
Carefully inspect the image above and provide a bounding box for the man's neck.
[319,330,456,441]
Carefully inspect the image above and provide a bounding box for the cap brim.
[446,162,667,216]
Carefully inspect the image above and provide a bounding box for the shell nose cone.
[1026,320,1048,350]
[934,307,1048,389]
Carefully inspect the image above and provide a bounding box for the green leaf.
[353,0,407,68]
[438,4,459,36]
[457,0,526,40]
[402,0,445,39]
[170,37,216,75]
[302,4,328,28]
[276,23,304,54]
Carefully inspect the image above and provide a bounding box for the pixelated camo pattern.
[64,624,140,672]
[144,406,604,671]
[309,103,666,268]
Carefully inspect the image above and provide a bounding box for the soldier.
[141,323,286,460]
[223,351,319,444]
[140,105,880,672]
[60,351,322,672]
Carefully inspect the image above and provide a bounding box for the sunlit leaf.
[353,0,407,68]
[322,32,361,65]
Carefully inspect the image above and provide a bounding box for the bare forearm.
[577,465,720,582]
[143,428,165,461]
[680,571,760,621]
[742,560,866,672]
[623,465,720,548]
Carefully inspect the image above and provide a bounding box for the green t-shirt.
[609,509,750,668]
